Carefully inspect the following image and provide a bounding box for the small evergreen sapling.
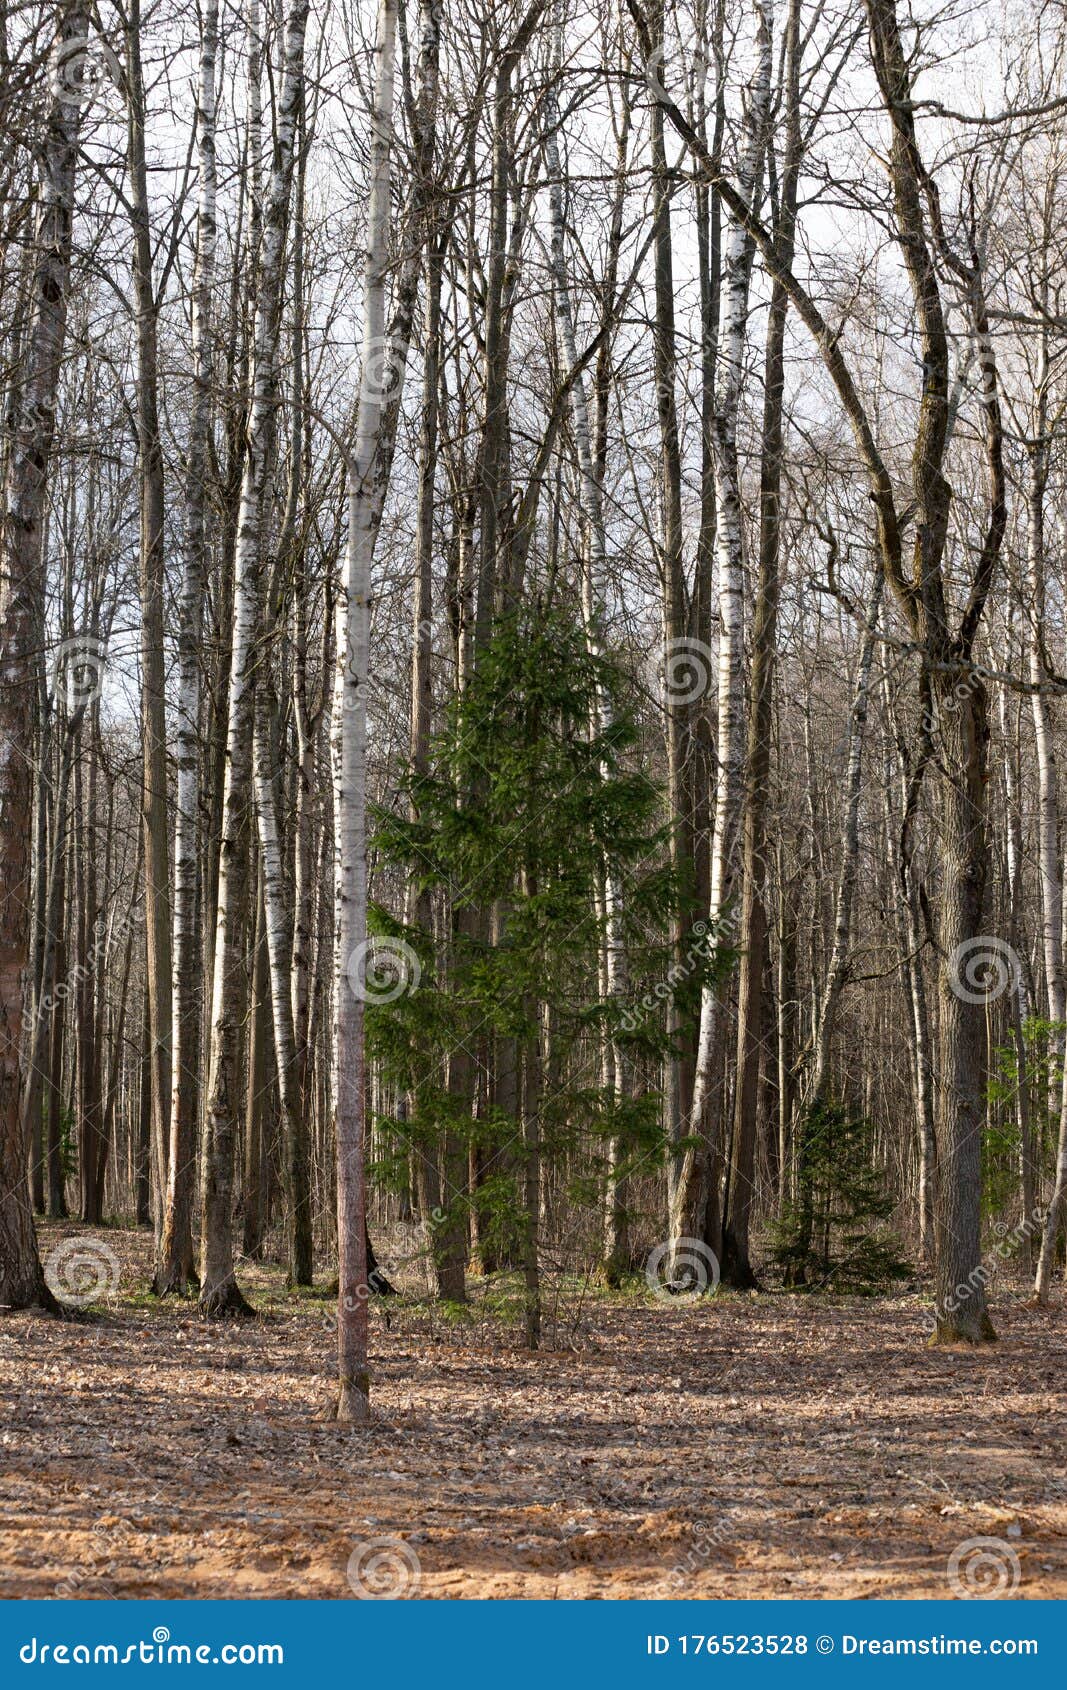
[769,1101,911,1291]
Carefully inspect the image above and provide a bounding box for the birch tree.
[331,0,398,1421]
[669,0,773,1284]
[199,0,309,1316]
[156,0,218,1297]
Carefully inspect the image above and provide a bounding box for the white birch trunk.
[157,0,218,1295]
[1025,372,1064,1030]
[674,0,773,1266]
[252,678,313,1282]
[1035,1065,1067,1305]
[331,0,398,1422]
[198,0,309,1314]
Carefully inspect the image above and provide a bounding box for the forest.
[0,0,1065,1601]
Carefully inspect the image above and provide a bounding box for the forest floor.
[1,1221,1065,1601]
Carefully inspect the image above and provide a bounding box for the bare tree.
[0,2,90,1311]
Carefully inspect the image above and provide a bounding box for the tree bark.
[199,0,309,1317]
[331,0,398,1420]
[724,0,793,1288]
[674,0,773,1283]
[0,4,88,1310]
[157,0,218,1296]
[126,0,174,1230]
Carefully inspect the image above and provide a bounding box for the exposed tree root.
[331,1374,370,1423]
[197,1278,256,1319]
[928,1310,998,1346]
[152,1265,200,1299]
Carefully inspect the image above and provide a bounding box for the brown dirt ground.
[1,1222,1065,1600]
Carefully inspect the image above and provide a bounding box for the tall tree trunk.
[46,849,69,1221]
[75,736,105,1221]
[331,0,398,1421]
[644,0,690,1217]
[1034,1061,1067,1306]
[407,228,445,1279]
[1024,355,1065,1244]
[251,90,314,1288]
[136,989,152,1227]
[242,870,270,1260]
[253,670,313,1282]
[20,704,79,1193]
[0,2,88,1310]
[673,0,773,1283]
[931,672,997,1342]
[883,672,937,1260]
[127,0,174,1229]
[199,0,309,1316]
[157,0,219,1296]
[24,681,51,1214]
[725,0,793,1287]
[1000,686,1036,1265]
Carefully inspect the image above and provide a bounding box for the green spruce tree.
[371,604,686,1342]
